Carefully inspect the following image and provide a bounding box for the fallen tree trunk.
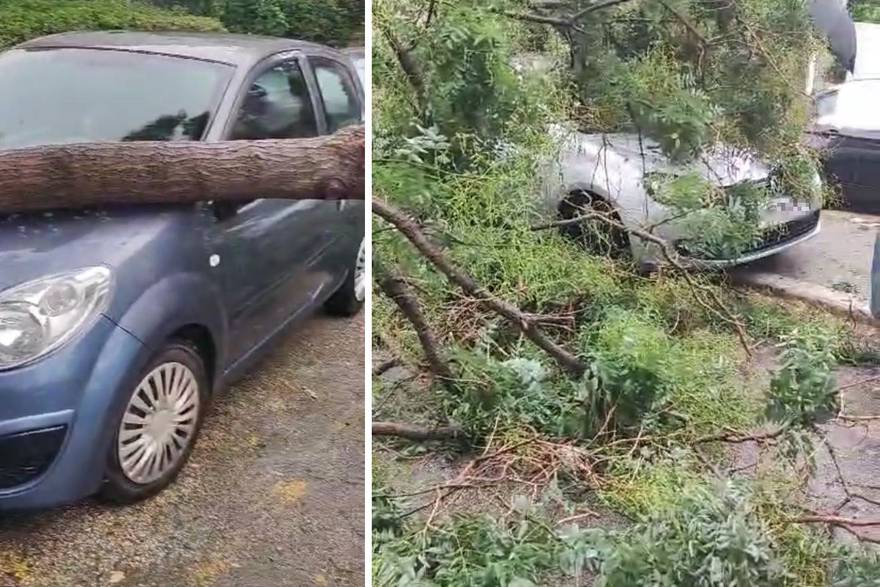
[372,421,466,442]
[0,126,365,213]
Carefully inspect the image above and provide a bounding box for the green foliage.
[601,452,707,518]
[220,0,361,44]
[589,310,672,432]
[220,0,288,37]
[145,0,363,44]
[597,482,788,586]
[375,480,794,586]
[852,0,880,23]
[668,176,770,260]
[0,0,224,48]
[374,3,853,584]
[408,515,561,586]
[766,331,838,427]
[571,0,819,158]
[375,0,561,158]
[423,6,527,143]
[374,506,602,586]
[832,549,880,586]
[443,349,586,438]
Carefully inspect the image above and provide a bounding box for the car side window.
[229,60,318,140]
[310,57,361,133]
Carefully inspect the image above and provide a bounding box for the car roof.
[15,31,336,69]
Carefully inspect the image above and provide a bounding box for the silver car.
[537,126,823,271]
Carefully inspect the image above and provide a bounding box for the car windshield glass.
[815,80,880,133]
[0,48,233,148]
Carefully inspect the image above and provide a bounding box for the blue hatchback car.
[0,32,365,509]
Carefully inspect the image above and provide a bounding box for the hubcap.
[117,362,200,485]
[354,238,366,302]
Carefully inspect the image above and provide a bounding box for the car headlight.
[0,267,112,370]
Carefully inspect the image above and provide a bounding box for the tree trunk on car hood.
[0,126,365,214]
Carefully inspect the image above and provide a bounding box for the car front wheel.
[325,237,366,316]
[100,341,209,504]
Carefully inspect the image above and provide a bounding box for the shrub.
[852,0,880,23]
[167,0,363,45]
[0,0,224,49]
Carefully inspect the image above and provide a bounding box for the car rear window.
[0,48,233,148]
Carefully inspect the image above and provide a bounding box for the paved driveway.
[732,210,878,316]
[0,314,365,587]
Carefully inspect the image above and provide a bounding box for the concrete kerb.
[730,270,880,328]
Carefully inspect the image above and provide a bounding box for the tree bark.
[0,126,364,214]
[372,197,588,378]
[376,264,458,390]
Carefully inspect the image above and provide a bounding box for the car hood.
[0,205,201,292]
[576,132,771,185]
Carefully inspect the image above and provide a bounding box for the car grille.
[0,426,66,490]
[747,210,820,255]
[676,211,820,261]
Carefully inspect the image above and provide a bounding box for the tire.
[99,340,209,504]
[325,238,366,317]
[558,192,630,258]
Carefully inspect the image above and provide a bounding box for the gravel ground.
[0,314,365,587]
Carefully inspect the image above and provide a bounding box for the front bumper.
[0,425,67,490]
[681,210,821,268]
[0,316,148,510]
[636,210,821,270]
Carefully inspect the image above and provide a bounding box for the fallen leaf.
[272,479,308,505]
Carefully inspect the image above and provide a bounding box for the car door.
[304,54,366,275]
[208,55,336,366]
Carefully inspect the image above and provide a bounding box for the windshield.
[0,48,233,148]
[854,22,880,80]
[814,79,880,134]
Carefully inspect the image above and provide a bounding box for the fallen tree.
[0,125,365,213]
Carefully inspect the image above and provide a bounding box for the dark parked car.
[0,32,365,509]
[810,78,880,212]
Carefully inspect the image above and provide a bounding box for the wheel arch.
[169,324,217,392]
[115,272,229,389]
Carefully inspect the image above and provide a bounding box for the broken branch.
[373,197,588,377]
[376,264,458,390]
[373,421,466,442]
